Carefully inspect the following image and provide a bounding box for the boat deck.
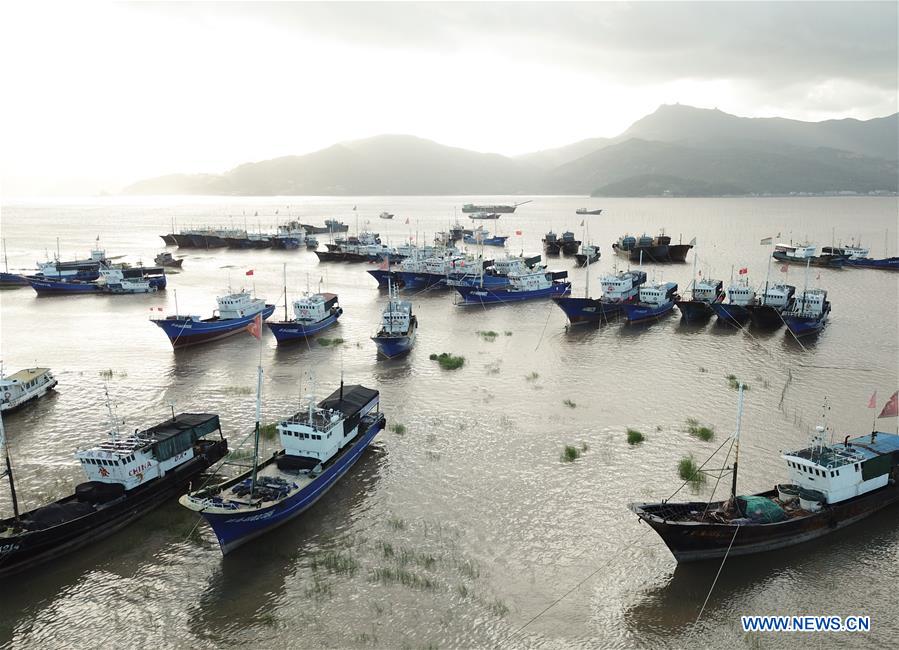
[3,368,50,383]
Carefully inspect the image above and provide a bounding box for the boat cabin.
[0,368,57,411]
[378,296,414,335]
[507,270,554,291]
[786,288,828,317]
[692,279,724,303]
[782,429,899,505]
[727,283,757,306]
[600,270,646,302]
[293,293,339,323]
[638,282,678,306]
[217,291,266,319]
[277,385,380,465]
[775,243,816,259]
[75,414,222,490]
[759,283,795,308]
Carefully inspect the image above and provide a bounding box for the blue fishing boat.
[372,284,417,358]
[620,282,679,324]
[463,228,508,247]
[33,241,110,281]
[28,277,102,294]
[267,293,342,343]
[151,291,275,349]
[773,243,847,268]
[675,278,725,322]
[180,374,384,554]
[0,239,28,288]
[783,288,830,337]
[553,270,647,324]
[447,255,541,289]
[822,245,899,271]
[711,279,756,326]
[574,244,600,267]
[746,283,795,329]
[454,269,570,305]
[367,268,401,288]
[396,253,470,290]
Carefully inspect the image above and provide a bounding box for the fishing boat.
[0,368,58,412]
[454,269,570,305]
[99,268,157,294]
[631,388,899,562]
[34,242,109,280]
[468,212,501,220]
[612,233,668,262]
[463,228,508,247]
[575,208,603,216]
[267,267,343,343]
[379,212,394,220]
[154,252,183,268]
[553,270,647,324]
[372,283,417,358]
[0,407,228,577]
[746,284,795,329]
[782,288,830,338]
[449,223,467,241]
[675,279,725,322]
[667,236,695,263]
[773,243,847,268]
[711,276,756,326]
[620,282,679,324]
[822,246,899,271]
[395,253,470,291]
[558,231,581,255]
[151,291,276,349]
[302,220,349,234]
[179,374,384,554]
[543,231,561,255]
[271,222,306,249]
[447,255,541,289]
[0,239,28,288]
[305,235,319,250]
[27,277,102,295]
[462,201,530,214]
[574,244,600,267]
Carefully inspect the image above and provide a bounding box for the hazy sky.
[1,1,896,195]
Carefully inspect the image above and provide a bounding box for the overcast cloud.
[2,1,896,196]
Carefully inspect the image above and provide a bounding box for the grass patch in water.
[223,386,254,395]
[257,612,277,627]
[726,374,749,390]
[430,352,465,370]
[488,598,509,618]
[369,566,436,590]
[317,337,345,347]
[477,330,499,341]
[563,399,576,408]
[525,371,539,381]
[685,418,715,441]
[387,516,406,531]
[259,422,279,439]
[561,445,582,462]
[504,331,512,336]
[311,550,359,576]
[626,428,645,445]
[678,455,706,488]
[304,576,333,600]
[389,423,406,435]
[457,558,480,579]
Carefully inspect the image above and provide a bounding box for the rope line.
[695,524,741,625]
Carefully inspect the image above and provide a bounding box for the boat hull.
[0,272,29,288]
[396,271,445,290]
[0,438,228,578]
[711,302,751,326]
[621,299,677,324]
[197,416,384,554]
[846,257,899,270]
[667,244,693,262]
[28,278,101,294]
[559,240,581,255]
[455,282,571,305]
[152,304,276,349]
[574,253,600,267]
[266,309,342,343]
[552,296,631,323]
[783,313,828,337]
[747,304,787,329]
[159,234,177,246]
[772,251,847,268]
[675,299,715,322]
[0,377,58,413]
[630,484,899,563]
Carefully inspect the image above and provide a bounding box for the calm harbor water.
[0,196,897,648]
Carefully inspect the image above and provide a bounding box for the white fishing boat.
[0,368,58,412]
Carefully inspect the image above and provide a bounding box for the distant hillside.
[125,105,899,196]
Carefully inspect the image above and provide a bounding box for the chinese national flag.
[246,313,262,339]
[868,391,877,408]
[515,230,522,235]
[246,269,254,276]
[738,267,748,275]
[878,391,898,418]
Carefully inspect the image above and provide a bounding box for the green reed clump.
[685,418,715,441]
[477,330,499,341]
[389,423,406,435]
[563,399,576,408]
[678,455,706,488]
[525,371,539,381]
[99,368,114,379]
[317,337,345,347]
[431,352,465,370]
[504,331,512,336]
[726,374,749,390]
[626,428,645,445]
[369,566,436,590]
[561,445,582,462]
[488,598,509,617]
[387,516,406,531]
[311,550,359,576]
[259,422,279,439]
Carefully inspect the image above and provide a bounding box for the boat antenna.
[250,362,263,498]
[283,262,289,320]
[0,412,20,522]
[2,238,8,274]
[762,242,772,305]
[170,400,176,421]
[174,288,180,318]
[730,383,745,504]
[104,382,120,442]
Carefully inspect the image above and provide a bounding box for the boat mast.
[250,363,263,497]
[0,412,20,521]
[763,249,772,305]
[585,221,591,299]
[730,383,745,502]
[801,257,810,312]
[283,263,288,320]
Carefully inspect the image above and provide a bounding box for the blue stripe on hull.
[621,301,676,323]
[29,279,101,294]
[372,334,414,358]
[266,310,342,343]
[448,274,511,288]
[552,296,628,323]
[675,300,715,322]
[202,417,385,554]
[783,315,827,337]
[152,304,276,348]
[396,272,444,290]
[846,257,899,270]
[455,282,571,304]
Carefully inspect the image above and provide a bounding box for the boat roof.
[318,384,378,419]
[3,368,50,382]
[787,432,899,467]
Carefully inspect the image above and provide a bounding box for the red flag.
[245,269,254,276]
[878,391,898,418]
[157,307,163,311]
[868,391,877,408]
[515,230,522,235]
[738,267,748,275]
[780,264,788,273]
[246,313,262,339]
